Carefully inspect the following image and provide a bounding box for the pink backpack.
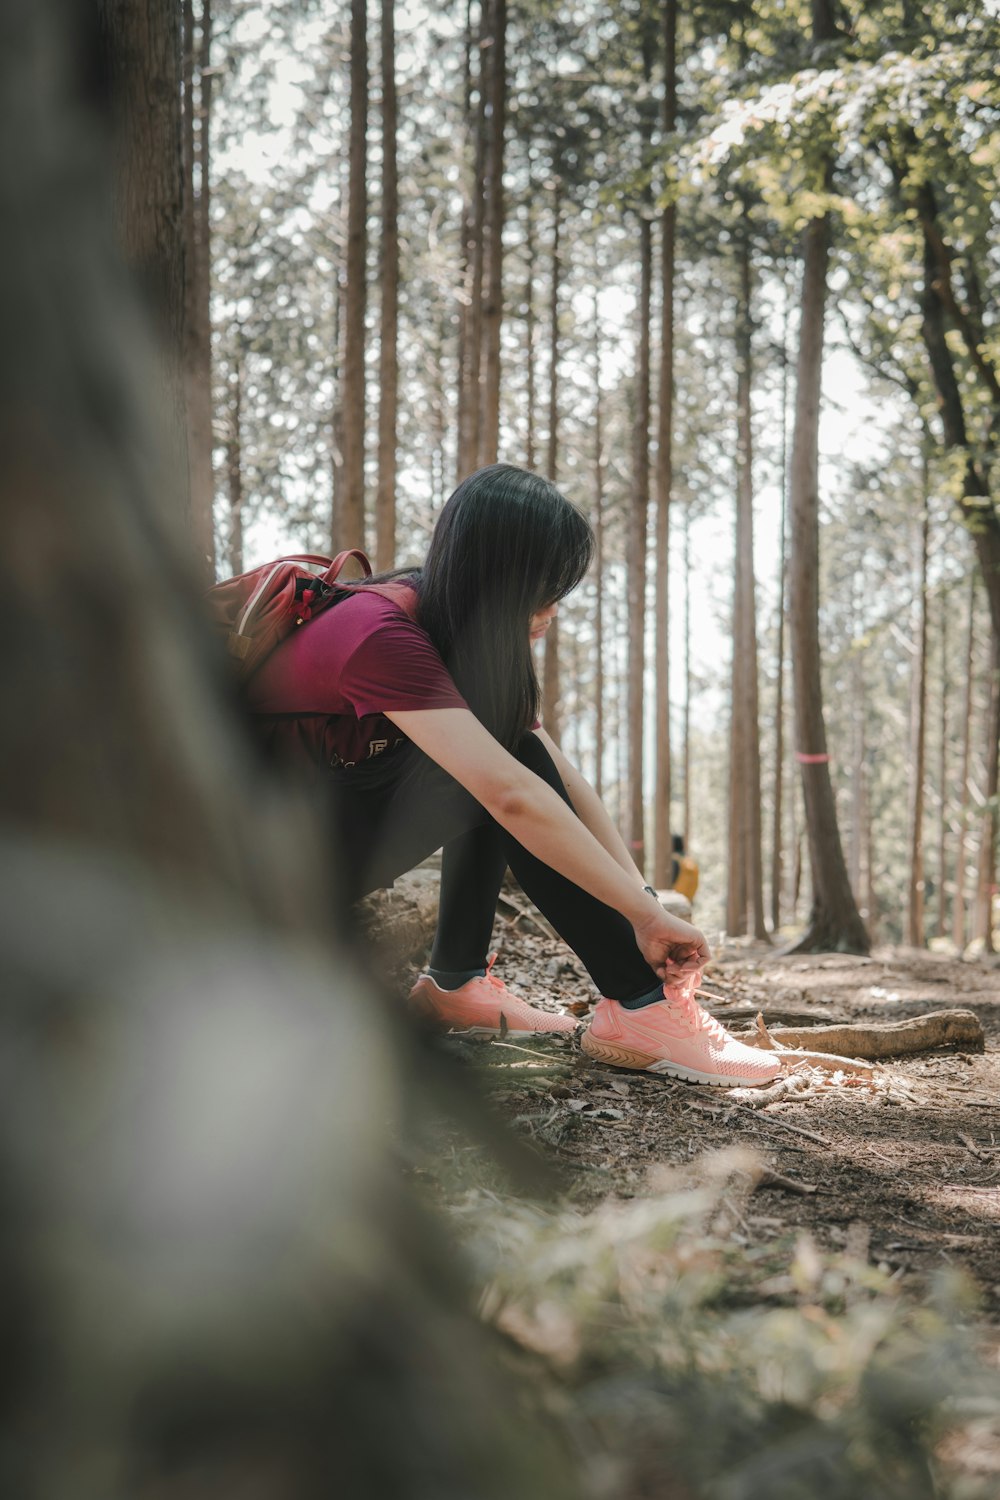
[208,549,420,685]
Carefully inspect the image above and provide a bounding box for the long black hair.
[410,464,594,749]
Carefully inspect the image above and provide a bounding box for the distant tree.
[335,0,368,551]
[376,0,399,568]
[182,0,216,578]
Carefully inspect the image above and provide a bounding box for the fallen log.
[739,1008,985,1059]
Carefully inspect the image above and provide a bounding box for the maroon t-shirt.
[246,582,469,774]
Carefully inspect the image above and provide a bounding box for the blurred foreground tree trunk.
[0,9,576,1496]
[96,0,191,550]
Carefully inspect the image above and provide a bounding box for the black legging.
[329,731,659,1004]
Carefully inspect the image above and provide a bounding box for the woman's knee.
[514,730,572,805]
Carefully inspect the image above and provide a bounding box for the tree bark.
[652,0,677,889]
[225,352,244,576]
[96,0,190,546]
[478,0,505,466]
[592,281,605,801]
[953,569,977,949]
[906,473,930,947]
[541,185,562,742]
[771,290,790,931]
[457,2,486,479]
[787,208,870,954]
[682,495,692,848]
[335,0,368,551]
[627,29,655,878]
[729,230,767,940]
[524,203,537,470]
[375,0,398,570]
[974,634,1000,951]
[182,0,216,580]
[935,582,949,938]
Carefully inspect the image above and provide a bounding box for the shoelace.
[483,952,513,996]
[664,972,728,1043]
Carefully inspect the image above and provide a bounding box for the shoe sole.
[443,1023,577,1040]
[580,1030,780,1088]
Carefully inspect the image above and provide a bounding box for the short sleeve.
[340,613,469,717]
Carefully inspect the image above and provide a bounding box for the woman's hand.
[631,901,711,983]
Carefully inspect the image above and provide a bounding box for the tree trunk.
[592,281,605,801]
[96,0,190,544]
[974,635,1000,951]
[652,0,676,889]
[771,290,790,931]
[906,474,930,947]
[542,185,562,742]
[335,0,368,551]
[182,0,216,580]
[524,203,537,470]
[225,352,244,576]
[627,29,654,878]
[479,0,505,466]
[953,569,977,949]
[682,495,692,848]
[787,208,869,954]
[729,229,767,940]
[935,584,949,938]
[914,181,1000,651]
[457,1,485,479]
[375,0,398,570]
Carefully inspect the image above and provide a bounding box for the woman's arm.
[385,706,709,978]
[532,726,645,886]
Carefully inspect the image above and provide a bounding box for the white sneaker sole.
[581,1030,779,1088]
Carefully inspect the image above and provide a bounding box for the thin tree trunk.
[787,204,869,953]
[182,0,216,578]
[524,203,536,470]
[457,2,486,478]
[953,570,977,949]
[771,288,790,931]
[225,353,244,576]
[907,473,930,947]
[730,229,767,940]
[375,0,398,569]
[593,281,605,801]
[974,635,1000,951]
[627,27,654,878]
[479,0,505,465]
[652,0,676,890]
[935,585,949,938]
[683,495,692,849]
[849,591,864,901]
[336,0,368,551]
[542,184,561,742]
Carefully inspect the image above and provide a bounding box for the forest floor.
[413,917,1000,1485]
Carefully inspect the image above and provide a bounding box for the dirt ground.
[434,918,1000,1315]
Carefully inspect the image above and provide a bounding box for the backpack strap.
[323,549,372,585]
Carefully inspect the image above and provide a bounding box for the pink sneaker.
[408,953,578,1038]
[580,973,780,1087]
